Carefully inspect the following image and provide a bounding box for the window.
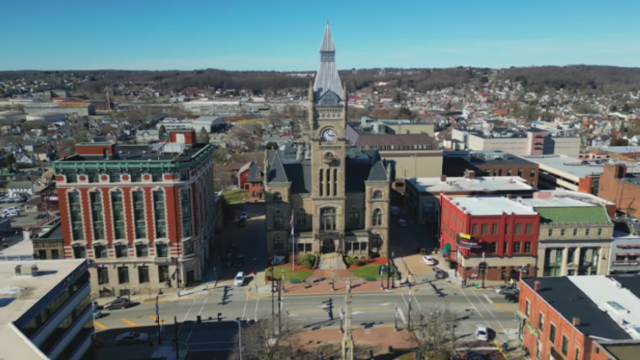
[273,210,284,229]
[51,250,60,259]
[550,324,556,343]
[539,312,545,331]
[111,191,126,240]
[548,229,553,236]
[94,245,107,259]
[38,249,47,260]
[87,171,98,183]
[372,208,383,227]
[68,191,84,240]
[151,170,162,182]
[507,169,513,176]
[322,207,337,230]
[115,244,128,258]
[568,247,576,263]
[525,242,532,253]
[490,242,498,253]
[536,341,542,359]
[118,267,129,284]
[131,170,142,182]
[514,242,522,253]
[153,190,167,238]
[531,168,536,177]
[179,169,190,181]
[562,336,569,355]
[183,240,194,255]
[525,300,531,316]
[492,224,499,235]
[132,190,146,239]
[138,266,149,283]
[273,192,282,201]
[156,243,168,257]
[526,224,534,235]
[90,192,105,240]
[65,171,78,183]
[518,169,523,177]
[472,224,479,235]
[505,224,510,235]
[98,267,108,285]
[573,228,578,236]
[109,170,120,183]
[71,245,86,259]
[503,242,508,253]
[274,235,285,250]
[180,188,193,237]
[575,348,580,360]
[136,244,148,257]
[159,265,170,283]
[586,228,590,236]
[515,224,523,235]
[561,229,566,236]
[598,228,603,236]
[373,190,383,199]
[349,207,359,227]
[296,208,307,227]
[319,169,323,196]
[482,224,489,235]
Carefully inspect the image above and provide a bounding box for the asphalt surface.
[95,202,519,360]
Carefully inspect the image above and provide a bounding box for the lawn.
[222,189,248,205]
[350,264,397,280]
[266,265,313,282]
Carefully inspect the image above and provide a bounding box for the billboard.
[456,233,483,249]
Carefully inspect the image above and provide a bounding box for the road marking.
[148,315,166,323]
[94,321,107,330]
[472,290,506,341]
[493,303,516,313]
[120,318,137,327]
[398,308,408,324]
[483,294,494,304]
[253,291,260,322]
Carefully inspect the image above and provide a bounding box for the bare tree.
[404,306,458,360]
[230,317,298,360]
[196,128,210,143]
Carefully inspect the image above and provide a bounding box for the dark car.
[104,297,132,310]
[502,288,519,297]
[505,292,519,303]
[234,255,245,268]
[237,218,246,227]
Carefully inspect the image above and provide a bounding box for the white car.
[115,331,149,345]
[422,255,436,266]
[234,272,245,286]
[1,211,19,218]
[475,324,489,341]
[4,207,20,213]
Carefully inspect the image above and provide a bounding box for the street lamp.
[332,267,335,291]
[234,318,243,360]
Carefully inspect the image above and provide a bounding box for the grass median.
[266,265,313,283]
[350,264,397,280]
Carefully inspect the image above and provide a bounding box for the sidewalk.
[248,278,416,298]
[430,253,511,291]
[297,325,413,354]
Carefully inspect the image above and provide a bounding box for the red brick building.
[238,161,264,201]
[440,195,540,281]
[598,163,640,215]
[518,276,639,360]
[53,130,216,297]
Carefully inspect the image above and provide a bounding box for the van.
[234,272,244,287]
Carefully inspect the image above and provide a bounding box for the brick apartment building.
[518,276,640,360]
[443,151,539,187]
[599,163,640,215]
[53,129,216,298]
[440,196,540,282]
[238,161,264,201]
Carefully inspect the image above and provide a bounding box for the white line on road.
[253,291,260,322]
[472,290,506,341]
[398,308,408,324]
[483,294,494,304]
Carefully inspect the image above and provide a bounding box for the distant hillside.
[2,65,640,96]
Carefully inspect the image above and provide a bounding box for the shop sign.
[457,233,483,249]
[525,321,539,339]
[612,261,639,267]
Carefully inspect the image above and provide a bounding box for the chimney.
[507,194,512,199]
[572,317,581,326]
[440,175,447,182]
[534,280,541,292]
[467,170,475,179]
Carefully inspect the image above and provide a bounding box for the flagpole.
[291,214,295,271]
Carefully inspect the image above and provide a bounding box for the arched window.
[372,190,383,199]
[274,210,284,229]
[296,208,307,227]
[273,235,285,251]
[321,207,336,231]
[371,234,383,252]
[372,208,383,227]
[273,192,282,202]
[349,207,359,227]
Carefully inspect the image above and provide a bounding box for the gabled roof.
[536,206,611,224]
[267,152,289,183]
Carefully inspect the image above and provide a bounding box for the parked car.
[104,297,132,310]
[1,211,19,218]
[505,292,519,303]
[237,218,246,227]
[115,331,149,345]
[4,207,20,213]
[475,324,489,341]
[397,219,408,227]
[502,288,519,297]
[494,285,510,294]
[93,309,103,319]
[434,268,447,279]
[422,255,436,266]
[391,206,400,216]
[234,272,245,286]
[235,255,245,268]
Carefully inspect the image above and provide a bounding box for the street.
[95,203,519,360]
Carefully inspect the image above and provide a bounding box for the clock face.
[321,128,336,142]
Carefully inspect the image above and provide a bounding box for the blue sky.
[2,0,640,71]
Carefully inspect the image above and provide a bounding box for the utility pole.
[394,306,399,332]
[271,271,275,334]
[174,316,180,359]
[278,279,282,334]
[332,266,335,291]
[407,297,412,332]
[387,255,391,290]
[341,292,354,360]
[156,296,162,344]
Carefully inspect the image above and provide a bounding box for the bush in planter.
[344,256,353,265]
[291,279,302,284]
[300,254,316,268]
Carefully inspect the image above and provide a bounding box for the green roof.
[536,206,611,225]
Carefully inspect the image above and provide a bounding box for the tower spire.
[313,22,343,103]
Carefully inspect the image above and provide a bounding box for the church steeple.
[313,22,343,103]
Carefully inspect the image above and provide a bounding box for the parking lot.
[0,202,50,230]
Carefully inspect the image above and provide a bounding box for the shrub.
[354,259,366,266]
[364,276,376,281]
[291,279,302,284]
[344,256,353,265]
[300,254,316,268]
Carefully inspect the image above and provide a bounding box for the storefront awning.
[443,243,452,254]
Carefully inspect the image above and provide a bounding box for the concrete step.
[317,252,347,269]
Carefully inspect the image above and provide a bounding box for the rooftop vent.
[572,317,581,326]
[15,264,39,277]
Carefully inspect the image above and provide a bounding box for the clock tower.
[309,22,347,201]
